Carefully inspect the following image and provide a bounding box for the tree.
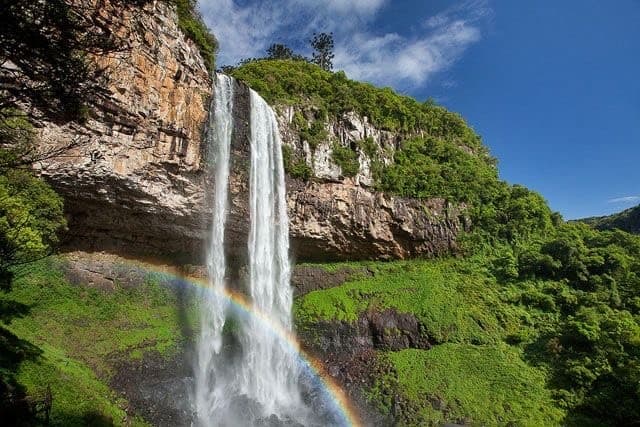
[310,32,335,71]
[0,169,66,289]
[266,44,295,60]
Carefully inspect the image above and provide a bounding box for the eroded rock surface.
[31,1,467,263]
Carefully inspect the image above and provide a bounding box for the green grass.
[1,257,198,425]
[371,345,564,426]
[294,259,520,344]
[17,343,147,426]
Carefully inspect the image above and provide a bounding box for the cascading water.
[232,89,304,419]
[194,73,234,425]
[194,75,328,426]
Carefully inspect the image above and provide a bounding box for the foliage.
[281,145,312,180]
[266,43,302,61]
[370,345,563,426]
[578,203,640,234]
[298,119,328,150]
[230,59,487,149]
[377,136,498,203]
[0,170,66,289]
[170,0,218,73]
[1,257,197,425]
[295,260,518,345]
[0,109,36,171]
[295,223,640,425]
[510,224,640,425]
[310,32,335,71]
[356,137,379,159]
[331,143,360,177]
[230,59,561,249]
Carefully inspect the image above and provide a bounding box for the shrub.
[331,144,359,177]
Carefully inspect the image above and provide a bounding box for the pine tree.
[310,32,335,71]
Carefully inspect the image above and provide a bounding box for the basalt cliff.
[32,0,466,264]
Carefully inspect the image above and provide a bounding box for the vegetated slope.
[229,59,640,426]
[231,59,560,245]
[294,224,640,426]
[0,257,198,426]
[579,204,640,234]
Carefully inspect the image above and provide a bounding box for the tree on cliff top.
[266,44,297,60]
[310,32,335,71]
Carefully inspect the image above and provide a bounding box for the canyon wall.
[34,1,466,263]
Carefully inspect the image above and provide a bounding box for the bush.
[0,170,66,286]
[331,144,359,177]
[282,145,312,180]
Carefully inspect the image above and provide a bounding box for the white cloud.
[295,0,387,17]
[335,18,482,86]
[197,0,490,88]
[608,196,640,204]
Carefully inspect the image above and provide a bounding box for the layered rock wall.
[35,0,212,259]
[33,1,466,262]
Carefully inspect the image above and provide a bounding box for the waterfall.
[193,75,317,426]
[234,89,302,416]
[194,73,234,424]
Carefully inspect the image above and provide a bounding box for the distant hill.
[579,204,640,234]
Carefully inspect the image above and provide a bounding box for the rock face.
[33,1,466,262]
[288,180,465,261]
[35,0,212,260]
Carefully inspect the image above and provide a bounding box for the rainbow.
[123,261,363,427]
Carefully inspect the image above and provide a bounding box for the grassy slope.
[295,260,520,344]
[294,258,566,426]
[1,257,197,426]
[379,345,563,426]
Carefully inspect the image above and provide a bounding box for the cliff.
[32,1,465,263]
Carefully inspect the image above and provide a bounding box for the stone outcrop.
[32,1,467,263]
[288,180,465,261]
[34,0,212,260]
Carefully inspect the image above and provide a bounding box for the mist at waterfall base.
[191,74,348,427]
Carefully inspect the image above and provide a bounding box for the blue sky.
[200,0,640,219]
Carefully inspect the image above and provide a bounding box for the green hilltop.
[579,203,640,234]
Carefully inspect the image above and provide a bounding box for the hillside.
[580,204,640,234]
[2,2,640,427]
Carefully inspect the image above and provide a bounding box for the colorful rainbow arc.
[128,262,363,427]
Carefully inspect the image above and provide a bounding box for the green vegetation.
[0,257,197,425]
[356,136,379,159]
[295,260,515,344]
[0,170,66,286]
[170,0,218,73]
[295,223,640,426]
[298,119,329,150]
[230,60,486,149]
[0,111,67,289]
[331,143,360,177]
[282,144,312,180]
[579,203,640,234]
[377,136,498,203]
[370,345,563,426]
[230,59,560,246]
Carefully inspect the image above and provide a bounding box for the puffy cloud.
[197,0,489,88]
